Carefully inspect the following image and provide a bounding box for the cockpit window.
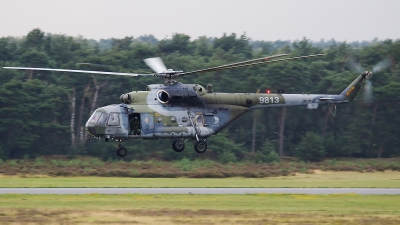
[89,112,102,124]
[107,113,120,126]
[97,113,108,126]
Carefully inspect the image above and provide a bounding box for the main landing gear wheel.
[194,140,207,153]
[116,145,128,157]
[172,140,185,152]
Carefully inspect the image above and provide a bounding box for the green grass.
[0,194,399,224]
[1,170,400,224]
[1,158,400,224]
[1,171,400,188]
[0,193,398,213]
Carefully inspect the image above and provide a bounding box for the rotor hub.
[155,70,184,85]
[361,71,373,80]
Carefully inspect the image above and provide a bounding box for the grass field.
[0,194,399,224]
[1,163,400,224]
[1,171,400,188]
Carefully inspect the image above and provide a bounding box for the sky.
[1,0,399,42]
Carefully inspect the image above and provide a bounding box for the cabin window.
[107,113,120,126]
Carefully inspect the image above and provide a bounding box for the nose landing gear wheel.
[172,140,185,152]
[116,146,128,157]
[194,140,207,153]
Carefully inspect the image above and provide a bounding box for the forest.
[0,28,399,162]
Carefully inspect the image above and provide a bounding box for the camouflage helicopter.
[4,53,394,157]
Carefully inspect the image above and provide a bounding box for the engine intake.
[157,90,170,104]
[120,94,131,104]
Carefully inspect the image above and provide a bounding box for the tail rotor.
[372,56,396,73]
[342,53,364,73]
[362,79,374,104]
[342,53,396,104]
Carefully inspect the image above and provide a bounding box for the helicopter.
[4,53,394,157]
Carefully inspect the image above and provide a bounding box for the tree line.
[0,29,399,162]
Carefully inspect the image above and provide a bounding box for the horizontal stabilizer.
[319,97,335,100]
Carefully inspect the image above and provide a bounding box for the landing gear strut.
[116,142,127,157]
[194,139,207,153]
[172,139,185,152]
[187,111,207,154]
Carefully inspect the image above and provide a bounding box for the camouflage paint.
[340,74,365,102]
[86,73,366,141]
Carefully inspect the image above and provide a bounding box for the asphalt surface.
[1,188,400,195]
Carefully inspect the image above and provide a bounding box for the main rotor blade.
[182,53,287,75]
[144,57,168,73]
[372,56,396,73]
[2,67,154,76]
[180,54,324,76]
[77,63,152,74]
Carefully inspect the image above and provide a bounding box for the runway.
[1,188,400,195]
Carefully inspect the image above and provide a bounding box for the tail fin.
[340,72,369,102]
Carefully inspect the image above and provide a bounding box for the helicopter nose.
[86,110,109,137]
[85,118,98,137]
[86,125,97,136]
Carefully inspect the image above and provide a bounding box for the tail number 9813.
[260,97,280,104]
